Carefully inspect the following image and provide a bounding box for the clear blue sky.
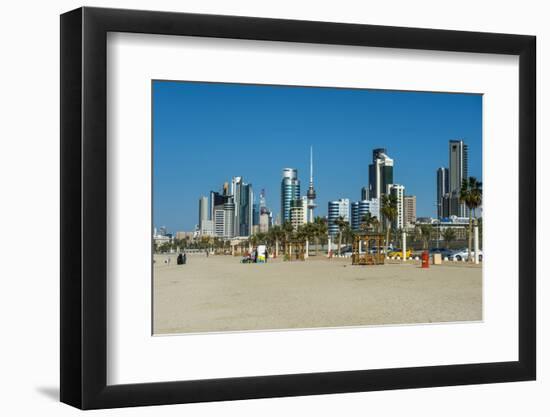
[153,81,482,232]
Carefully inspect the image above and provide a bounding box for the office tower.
[223,199,235,238]
[259,212,270,233]
[290,196,308,231]
[448,140,468,217]
[198,196,209,227]
[213,197,235,238]
[306,146,317,223]
[351,198,380,231]
[231,176,242,234]
[281,168,300,223]
[199,220,214,236]
[231,176,254,237]
[403,195,417,227]
[361,186,369,201]
[210,186,235,238]
[387,184,405,230]
[158,226,167,236]
[369,148,394,200]
[213,208,225,237]
[436,167,450,218]
[328,199,350,236]
[259,189,267,213]
[252,203,260,226]
[368,198,380,220]
[210,190,230,221]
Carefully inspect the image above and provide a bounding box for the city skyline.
[153,81,482,232]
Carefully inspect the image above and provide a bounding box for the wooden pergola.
[286,238,306,261]
[352,232,385,265]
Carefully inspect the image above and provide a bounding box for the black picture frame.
[60,6,536,410]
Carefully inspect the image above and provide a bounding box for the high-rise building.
[290,196,308,230]
[252,203,260,226]
[259,189,267,213]
[403,195,417,227]
[328,199,350,236]
[213,208,225,237]
[387,184,405,230]
[223,199,235,238]
[369,148,394,200]
[448,140,468,217]
[351,198,380,231]
[232,176,254,237]
[361,186,369,201]
[198,196,209,228]
[259,212,270,233]
[436,167,450,218]
[199,220,214,236]
[210,190,230,221]
[281,168,300,223]
[306,147,317,223]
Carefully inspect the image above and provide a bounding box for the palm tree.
[442,227,456,249]
[282,220,294,257]
[415,224,433,250]
[295,225,309,259]
[460,176,483,262]
[313,216,328,254]
[360,212,379,232]
[380,194,398,254]
[422,224,434,250]
[268,225,284,257]
[343,223,355,246]
[249,234,259,250]
[334,216,348,256]
[255,232,267,245]
[302,222,316,256]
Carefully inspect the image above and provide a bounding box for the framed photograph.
[60,7,536,409]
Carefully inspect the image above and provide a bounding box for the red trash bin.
[421,251,429,268]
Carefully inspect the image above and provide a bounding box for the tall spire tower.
[306,146,317,222]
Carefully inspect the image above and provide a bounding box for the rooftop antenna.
[310,146,313,185]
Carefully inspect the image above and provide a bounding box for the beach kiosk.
[286,238,306,261]
[351,232,385,265]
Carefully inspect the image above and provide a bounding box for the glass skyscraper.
[281,168,300,223]
[232,176,254,237]
[448,139,468,218]
[368,148,394,200]
[436,167,449,219]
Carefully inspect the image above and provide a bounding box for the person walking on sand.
[265,250,269,263]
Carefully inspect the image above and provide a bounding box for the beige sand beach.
[153,254,482,334]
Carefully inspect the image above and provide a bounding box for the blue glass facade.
[281,168,300,223]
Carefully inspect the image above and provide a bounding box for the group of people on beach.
[241,244,269,264]
[176,252,187,265]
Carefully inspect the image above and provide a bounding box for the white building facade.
[387,184,405,230]
[328,198,350,236]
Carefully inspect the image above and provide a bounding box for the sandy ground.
[153,254,482,334]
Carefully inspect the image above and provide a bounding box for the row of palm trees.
[248,216,329,257]
[460,176,483,261]
[157,176,482,261]
[304,176,482,261]
[156,235,231,253]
